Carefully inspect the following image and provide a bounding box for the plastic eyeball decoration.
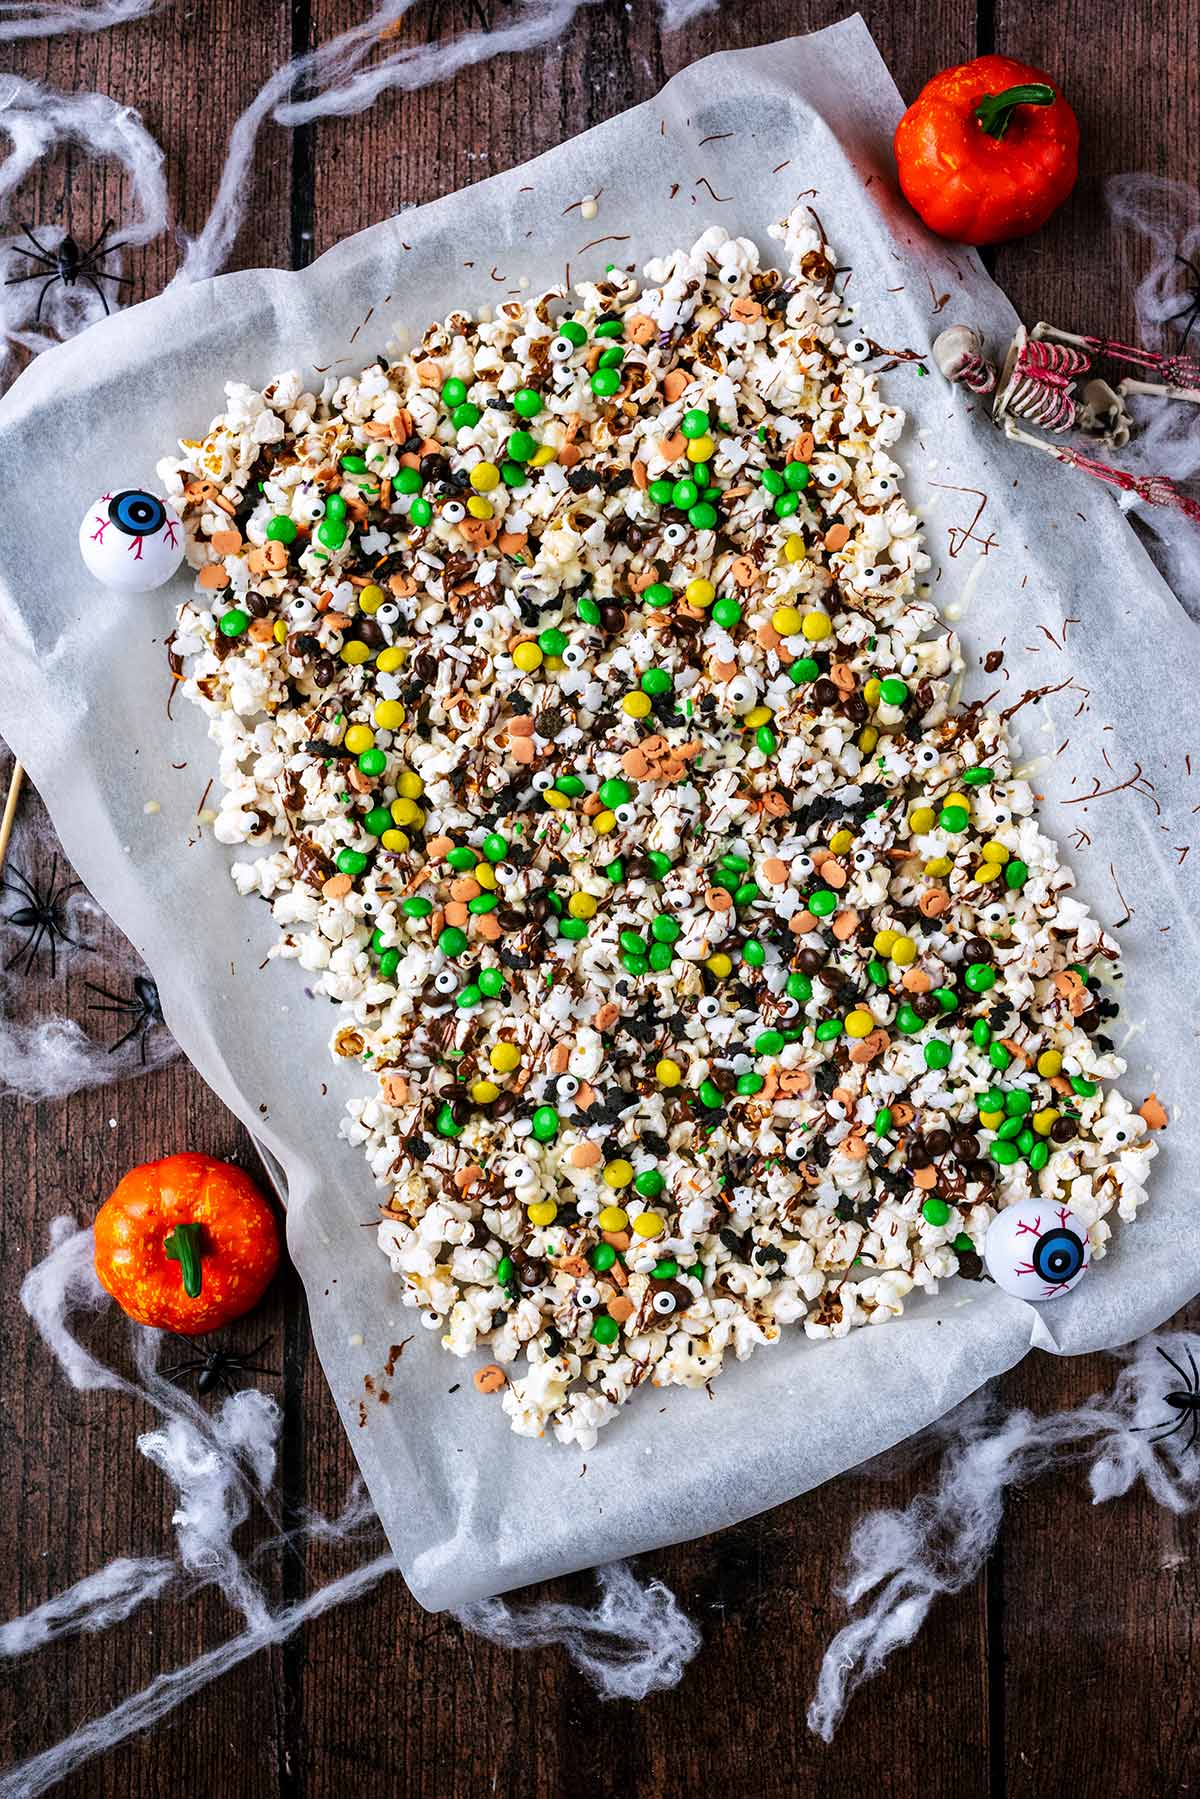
[79,490,184,592]
[441,499,467,524]
[844,336,873,363]
[662,522,689,547]
[984,1200,1090,1301]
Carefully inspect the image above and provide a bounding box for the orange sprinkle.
[790,909,818,934]
[730,295,763,321]
[473,1364,506,1394]
[322,874,353,900]
[830,908,860,942]
[823,861,847,890]
[849,1028,890,1065]
[475,914,503,941]
[730,555,758,587]
[196,562,229,590]
[510,737,535,764]
[507,715,536,737]
[658,431,688,463]
[757,623,782,651]
[793,431,816,461]
[901,968,932,993]
[662,369,690,402]
[824,523,850,553]
[210,529,242,555]
[595,1002,620,1031]
[919,887,949,918]
[426,835,453,857]
[622,748,651,779]
[606,1295,636,1323]
[913,1165,939,1190]
[379,1074,409,1105]
[549,1043,571,1075]
[710,658,738,681]
[760,858,789,886]
[570,1141,603,1168]
[625,313,656,344]
[453,1164,484,1192]
[443,901,469,927]
[705,887,733,912]
[1139,1093,1168,1130]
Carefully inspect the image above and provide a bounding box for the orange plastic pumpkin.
[94,1152,280,1335]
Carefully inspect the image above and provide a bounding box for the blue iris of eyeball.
[79,489,185,591]
[984,1198,1089,1301]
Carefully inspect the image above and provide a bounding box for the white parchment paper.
[1,17,1197,1611]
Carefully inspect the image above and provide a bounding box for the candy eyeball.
[419,1311,444,1331]
[651,1287,680,1316]
[613,804,638,827]
[914,744,940,770]
[287,596,316,625]
[375,601,400,626]
[495,861,519,884]
[531,770,555,792]
[295,490,325,523]
[442,500,466,525]
[793,853,815,878]
[506,1157,536,1188]
[984,1199,1090,1301]
[550,335,577,362]
[697,996,721,1019]
[868,474,897,500]
[662,523,689,547]
[852,849,873,870]
[574,1283,602,1311]
[555,1073,581,1100]
[432,968,458,994]
[561,644,587,668]
[79,490,185,592]
[845,336,872,362]
[727,675,758,710]
[812,463,842,490]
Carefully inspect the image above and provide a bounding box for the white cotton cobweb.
[808,1334,1200,1741]
[456,1560,701,1699]
[0,0,160,43]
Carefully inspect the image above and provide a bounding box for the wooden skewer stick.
[0,760,25,877]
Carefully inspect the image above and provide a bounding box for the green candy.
[720,853,749,872]
[218,609,249,638]
[953,1232,975,1253]
[991,1139,1020,1165]
[786,972,813,1001]
[620,952,649,976]
[378,948,400,979]
[895,1004,923,1035]
[874,1106,893,1136]
[980,1088,1007,1113]
[1071,1075,1098,1097]
[761,467,786,496]
[371,927,387,954]
[922,1197,951,1226]
[604,858,625,882]
[441,376,467,407]
[634,1169,664,1198]
[698,1079,724,1109]
[755,1029,785,1056]
[403,895,433,918]
[481,832,508,860]
[325,495,347,521]
[651,915,681,944]
[456,985,482,1009]
[1028,1140,1050,1171]
[501,463,527,488]
[363,806,392,837]
[619,929,647,957]
[531,1105,559,1141]
[507,430,538,462]
[711,598,742,628]
[577,595,601,625]
[789,657,820,683]
[597,346,625,368]
[815,1018,843,1041]
[647,853,673,880]
[409,497,433,526]
[554,774,585,798]
[641,668,672,695]
[395,467,421,495]
[737,1073,765,1096]
[513,388,543,418]
[446,846,475,871]
[688,502,718,530]
[651,1257,679,1279]
[671,478,699,509]
[755,725,778,756]
[591,1315,619,1345]
[733,882,760,907]
[648,943,674,971]
[988,1042,1012,1071]
[357,747,387,777]
[1004,1089,1032,1116]
[924,1039,952,1070]
[742,940,765,967]
[266,515,298,543]
[1004,859,1029,889]
[435,1103,462,1138]
[784,460,810,491]
[681,409,710,438]
[594,319,624,340]
[774,493,799,519]
[336,848,368,877]
[940,805,969,832]
[879,677,909,706]
[451,402,481,429]
[438,926,468,956]
[599,778,631,809]
[557,319,587,346]
[591,368,621,397]
[964,962,996,993]
[495,1255,514,1284]
[590,1242,617,1272]
[559,918,588,941]
[1016,1128,1036,1154]
[934,987,957,1012]
[538,627,568,656]
[972,1018,992,1047]
[962,766,992,785]
[478,968,505,997]
[643,582,673,609]
[996,1116,1024,1141]
[866,960,889,988]
[648,479,674,505]
[808,889,837,917]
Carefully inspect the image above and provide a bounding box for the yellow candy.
[706,952,732,978]
[543,789,570,811]
[863,677,881,708]
[598,1205,629,1232]
[845,1009,875,1038]
[471,1080,500,1104]
[395,771,424,799]
[529,444,557,467]
[857,727,878,754]
[772,606,803,637]
[909,806,936,835]
[982,839,1010,863]
[686,434,715,462]
[470,461,500,491]
[656,1058,682,1087]
[527,1200,557,1227]
[924,857,954,878]
[979,1110,1004,1131]
[374,700,405,729]
[873,929,898,956]
[273,619,289,644]
[632,1212,665,1239]
[944,791,970,810]
[544,656,565,672]
[390,797,424,827]
[801,612,832,642]
[973,865,1001,882]
[744,706,772,729]
[685,577,715,608]
[380,829,409,853]
[473,864,497,890]
[376,646,405,673]
[593,810,617,834]
[1037,1050,1063,1078]
[341,640,371,665]
[829,829,853,855]
[1033,1107,1060,1135]
[603,1159,634,1189]
[623,691,652,717]
[568,892,597,919]
[783,534,805,563]
[890,935,917,966]
[513,642,543,672]
[344,725,374,754]
[358,583,385,614]
[466,495,494,519]
[490,1042,521,1073]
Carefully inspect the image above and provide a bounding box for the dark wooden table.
[3,4,1197,1794]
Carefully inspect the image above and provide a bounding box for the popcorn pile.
[160,209,1157,1448]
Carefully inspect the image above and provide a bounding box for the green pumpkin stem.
[164,1223,204,1299]
[974,83,1056,141]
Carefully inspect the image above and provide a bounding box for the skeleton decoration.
[931,318,1200,523]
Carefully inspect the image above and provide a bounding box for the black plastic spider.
[84,972,166,1063]
[1,856,86,977]
[4,219,132,323]
[1134,1344,1200,1455]
[1168,255,1200,349]
[160,1334,278,1399]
